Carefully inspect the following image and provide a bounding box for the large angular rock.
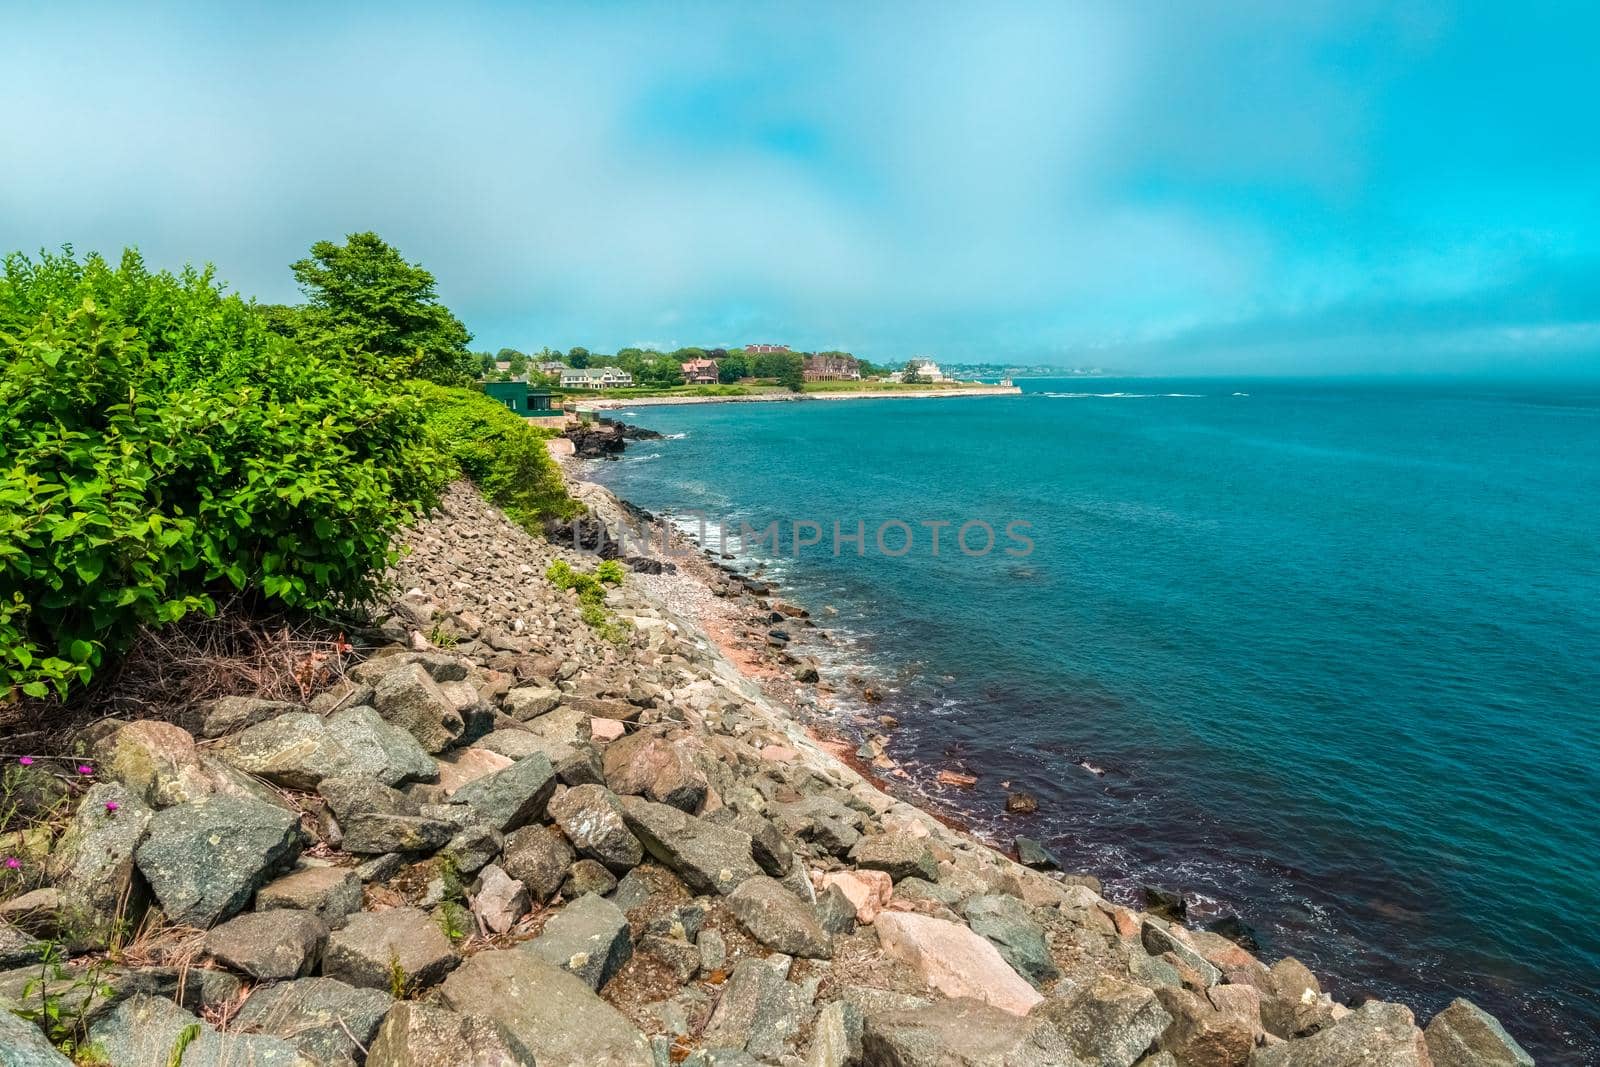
[255,865,364,926]
[204,909,327,979]
[366,1002,531,1067]
[46,781,153,935]
[476,730,605,786]
[619,796,761,895]
[88,992,313,1066]
[233,977,393,1066]
[1153,985,1262,1067]
[817,869,893,924]
[703,957,812,1061]
[549,784,644,871]
[473,864,529,934]
[727,876,832,959]
[1249,1001,1430,1066]
[873,911,1043,1016]
[446,754,556,832]
[1142,917,1222,988]
[373,663,466,753]
[439,948,654,1066]
[135,794,302,927]
[526,892,633,989]
[849,835,938,883]
[323,908,459,993]
[860,997,1034,1066]
[214,712,352,790]
[602,729,707,812]
[503,686,561,720]
[1028,976,1172,1067]
[436,748,515,794]
[805,999,863,1067]
[200,695,302,738]
[1424,998,1534,1067]
[343,812,457,855]
[0,1004,74,1065]
[92,720,221,807]
[501,824,574,902]
[325,705,437,785]
[961,894,1059,987]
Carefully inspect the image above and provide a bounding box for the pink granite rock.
[816,869,893,923]
[873,911,1043,1015]
[590,718,627,743]
[436,748,514,794]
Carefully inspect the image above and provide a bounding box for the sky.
[3,1,1598,374]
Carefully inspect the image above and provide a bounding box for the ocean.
[586,377,1600,1063]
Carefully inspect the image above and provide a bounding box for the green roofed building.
[483,380,555,415]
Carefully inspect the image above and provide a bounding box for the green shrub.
[595,559,626,586]
[0,249,441,698]
[415,381,579,530]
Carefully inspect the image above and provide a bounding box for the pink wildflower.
[17,757,33,767]
[105,801,120,814]
[3,857,19,871]
[76,764,93,775]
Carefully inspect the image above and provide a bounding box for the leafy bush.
[414,381,579,530]
[0,249,441,698]
[547,559,630,644]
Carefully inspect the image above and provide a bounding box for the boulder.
[961,894,1060,987]
[255,865,364,926]
[727,876,832,959]
[1155,985,1262,1067]
[200,695,301,738]
[1028,976,1172,1067]
[602,729,707,812]
[805,999,863,1067]
[443,823,505,876]
[45,781,152,935]
[873,911,1043,1016]
[88,992,313,1066]
[323,907,459,993]
[204,909,328,979]
[366,1002,531,1067]
[501,824,575,902]
[0,1004,74,1065]
[849,835,938,883]
[92,720,222,808]
[475,731,604,786]
[1142,918,1222,987]
[563,858,620,897]
[1424,998,1534,1067]
[859,998,1034,1066]
[446,754,557,832]
[343,812,458,855]
[1249,1001,1430,1066]
[436,747,515,794]
[373,663,466,753]
[473,863,529,934]
[526,892,633,989]
[134,794,302,927]
[817,869,892,924]
[318,775,418,820]
[503,686,562,720]
[619,796,761,895]
[1015,836,1060,871]
[233,977,392,1065]
[213,713,350,789]
[816,884,859,935]
[439,948,654,1066]
[703,957,811,1062]
[325,705,438,785]
[548,784,644,871]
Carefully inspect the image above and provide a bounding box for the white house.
[536,361,568,375]
[560,366,634,389]
[909,357,946,383]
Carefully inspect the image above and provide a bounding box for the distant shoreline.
[579,383,1023,409]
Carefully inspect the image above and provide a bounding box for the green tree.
[901,359,925,384]
[567,346,591,369]
[508,353,527,377]
[290,232,475,386]
[777,353,805,391]
[641,356,686,387]
[718,351,748,383]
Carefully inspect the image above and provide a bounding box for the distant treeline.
[483,345,890,389]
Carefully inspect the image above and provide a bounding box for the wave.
[663,432,690,440]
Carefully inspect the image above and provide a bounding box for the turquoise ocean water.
[587,378,1600,1062]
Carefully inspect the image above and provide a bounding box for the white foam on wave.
[663,432,690,440]
[1079,759,1107,776]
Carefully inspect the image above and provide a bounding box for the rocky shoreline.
[0,472,1533,1066]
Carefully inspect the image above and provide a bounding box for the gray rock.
[602,729,707,812]
[254,866,363,928]
[323,907,459,993]
[1424,998,1534,1067]
[859,998,1033,1066]
[638,933,701,982]
[1029,976,1171,1067]
[0,1005,74,1065]
[849,835,938,883]
[703,958,811,1061]
[503,686,562,720]
[325,705,437,785]
[549,784,644,872]
[135,794,302,927]
[815,884,858,935]
[563,858,620,897]
[232,976,393,1066]
[1015,836,1060,871]
[88,992,313,1066]
[1250,1000,1430,1066]
[619,796,761,895]
[727,876,832,959]
[446,754,556,832]
[308,679,375,716]
[475,731,606,786]
[45,781,153,936]
[698,929,728,974]
[961,894,1059,987]
[200,695,302,738]
[501,824,575,902]
[734,812,790,876]
[444,824,505,875]
[204,909,327,979]
[805,999,863,1067]
[318,776,418,820]
[342,812,458,855]
[527,892,633,989]
[439,948,654,1066]
[214,712,351,790]
[473,864,529,934]
[366,1001,532,1067]
[1141,918,1222,987]
[374,663,466,753]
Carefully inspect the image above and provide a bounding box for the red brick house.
[803,353,860,381]
[680,357,719,384]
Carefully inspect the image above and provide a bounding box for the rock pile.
[0,481,1533,1066]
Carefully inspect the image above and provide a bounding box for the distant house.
[536,361,567,375]
[560,366,634,389]
[681,357,719,384]
[909,357,946,383]
[746,343,790,354]
[803,353,860,381]
[482,380,556,415]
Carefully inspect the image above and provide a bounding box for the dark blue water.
[589,378,1600,1062]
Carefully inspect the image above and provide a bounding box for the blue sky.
[3,2,1597,373]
